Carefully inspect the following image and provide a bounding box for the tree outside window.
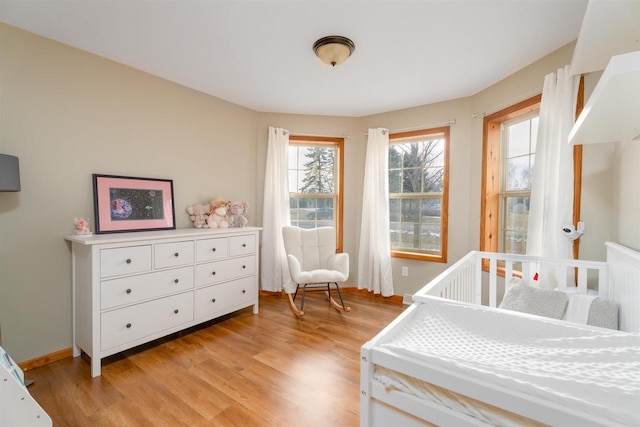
[389,127,450,263]
[500,113,538,255]
[288,136,344,252]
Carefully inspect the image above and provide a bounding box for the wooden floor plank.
[25,291,405,426]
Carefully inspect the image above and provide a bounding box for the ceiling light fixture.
[313,35,355,67]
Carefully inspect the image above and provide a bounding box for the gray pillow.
[587,298,619,330]
[499,281,568,319]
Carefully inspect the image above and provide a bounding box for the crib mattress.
[376,297,640,426]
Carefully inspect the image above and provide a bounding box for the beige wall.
[612,141,640,251]
[0,23,631,363]
[0,24,258,361]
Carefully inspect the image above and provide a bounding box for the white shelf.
[569,50,640,145]
[570,0,640,76]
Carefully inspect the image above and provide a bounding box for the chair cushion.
[283,226,337,271]
[283,226,349,286]
[297,268,347,284]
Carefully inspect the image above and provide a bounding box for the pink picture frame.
[93,174,175,234]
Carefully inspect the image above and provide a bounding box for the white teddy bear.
[207,197,229,228]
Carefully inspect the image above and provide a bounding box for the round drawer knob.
[242,289,246,294]
[242,243,246,248]
[212,271,216,276]
[126,259,132,264]
[174,309,179,314]
[174,252,179,257]
[126,289,132,294]
[211,298,216,303]
[126,323,132,329]
[174,279,179,284]
[212,248,216,252]
[242,265,246,269]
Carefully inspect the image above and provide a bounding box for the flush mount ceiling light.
[313,35,355,67]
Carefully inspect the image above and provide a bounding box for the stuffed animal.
[207,197,229,228]
[186,203,210,228]
[227,201,248,228]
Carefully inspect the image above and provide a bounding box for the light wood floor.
[25,291,405,426]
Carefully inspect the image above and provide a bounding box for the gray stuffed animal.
[227,201,248,228]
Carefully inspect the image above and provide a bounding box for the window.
[500,112,538,255]
[481,96,540,257]
[288,135,344,251]
[482,84,584,271]
[389,127,450,263]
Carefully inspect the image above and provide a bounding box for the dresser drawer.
[195,276,256,319]
[195,256,256,287]
[196,238,228,262]
[229,234,256,257]
[101,292,194,351]
[100,245,152,278]
[101,266,194,310]
[155,241,194,269]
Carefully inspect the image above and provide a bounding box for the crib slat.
[452,276,458,301]
[475,254,483,305]
[557,266,568,290]
[522,263,531,283]
[490,258,497,307]
[466,264,473,303]
[598,267,608,299]
[577,267,587,293]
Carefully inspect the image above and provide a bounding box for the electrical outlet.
[402,266,408,276]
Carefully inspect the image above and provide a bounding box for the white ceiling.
[0,0,589,117]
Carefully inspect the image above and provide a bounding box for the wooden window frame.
[289,135,344,253]
[389,127,450,263]
[480,78,584,274]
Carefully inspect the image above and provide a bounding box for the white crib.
[360,242,640,426]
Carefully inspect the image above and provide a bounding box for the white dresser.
[65,227,260,377]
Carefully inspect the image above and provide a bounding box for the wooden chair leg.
[286,292,304,316]
[326,283,351,312]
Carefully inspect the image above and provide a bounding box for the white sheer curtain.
[527,65,578,288]
[260,127,292,292]
[358,128,394,296]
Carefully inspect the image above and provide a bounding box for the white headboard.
[605,242,640,333]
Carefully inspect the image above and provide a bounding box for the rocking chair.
[282,226,351,317]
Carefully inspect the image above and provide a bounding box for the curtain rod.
[365,119,456,136]
[286,130,351,139]
[472,86,542,119]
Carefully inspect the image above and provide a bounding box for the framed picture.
[93,174,176,234]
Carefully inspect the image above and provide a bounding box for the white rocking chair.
[282,226,351,317]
